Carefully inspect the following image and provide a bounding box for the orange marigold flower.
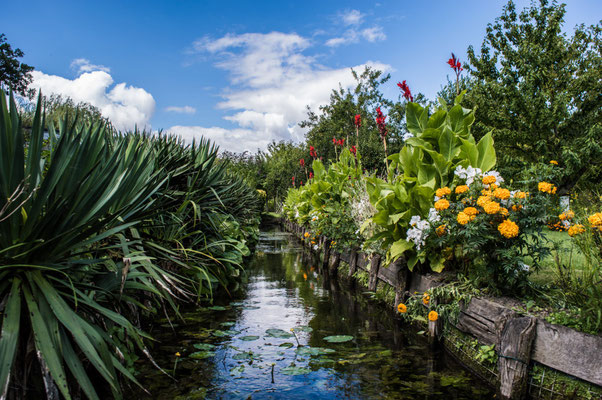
[514,191,527,199]
[428,311,438,321]
[304,232,310,238]
[436,187,452,197]
[397,303,407,313]
[493,188,511,200]
[423,293,430,305]
[477,196,491,208]
[512,204,523,212]
[588,212,602,226]
[490,183,498,190]
[550,160,558,165]
[500,207,509,216]
[484,201,501,214]
[457,212,470,225]
[568,224,585,237]
[464,207,478,216]
[436,224,447,236]
[455,185,469,195]
[481,189,492,196]
[538,181,557,194]
[482,175,496,185]
[498,219,519,238]
[434,199,450,211]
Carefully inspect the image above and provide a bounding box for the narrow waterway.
[130,227,493,399]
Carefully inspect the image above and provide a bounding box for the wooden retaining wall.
[283,220,602,399]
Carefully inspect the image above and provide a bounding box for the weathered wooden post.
[367,254,381,292]
[322,239,332,271]
[347,249,358,280]
[328,251,340,277]
[498,316,536,400]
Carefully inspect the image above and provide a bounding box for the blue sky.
[2,0,601,152]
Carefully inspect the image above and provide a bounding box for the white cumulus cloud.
[165,105,196,114]
[170,32,390,153]
[341,9,364,26]
[29,67,155,132]
[70,58,111,74]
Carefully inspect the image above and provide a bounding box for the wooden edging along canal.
[282,219,602,400]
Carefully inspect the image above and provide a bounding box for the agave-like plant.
[0,91,169,399]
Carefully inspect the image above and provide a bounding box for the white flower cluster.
[402,132,414,142]
[454,165,482,185]
[349,181,378,239]
[310,210,319,222]
[406,215,430,251]
[427,207,440,223]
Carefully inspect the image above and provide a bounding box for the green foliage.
[466,0,602,193]
[0,33,34,97]
[0,89,261,398]
[365,94,497,269]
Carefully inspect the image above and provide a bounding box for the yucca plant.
[0,90,170,400]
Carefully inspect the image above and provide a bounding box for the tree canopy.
[465,0,601,192]
[0,34,34,98]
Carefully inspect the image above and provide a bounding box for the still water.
[130,228,493,399]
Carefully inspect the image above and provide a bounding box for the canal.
[129,227,493,399]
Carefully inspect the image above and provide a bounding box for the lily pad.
[239,335,260,341]
[207,306,227,311]
[323,335,354,343]
[212,329,239,337]
[189,351,216,359]
[192,343,216,351]
[265,328,293,339]
[296,347,336,357]
[281,366,311,376]
[230,301,245,307]
[278,342,294,349]
[230,365,245,376]
[220,321,236,327]
[232,351,261,361]
[292,325,313,333]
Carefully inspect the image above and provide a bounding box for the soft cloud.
[171,32,390,152]
[166,105,196,114]
[341,9,364,26]
[70,58,110,74]
[326,26,386,47]
[29,69,155,131]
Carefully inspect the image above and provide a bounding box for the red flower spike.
[299,158,305,167]
[375,107,388,138]
[354,114,361,128]
[309,146,317,158]
[350,145,357,155]
[332,137,337,145]
[447,53,463,73]
[397,81,413,102]
[309,172,314,179]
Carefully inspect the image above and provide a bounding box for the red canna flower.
[354,114,361,128]
[292,176,295,187]
[350,145,357,155]
[375,107,388,138]
[309,172,314,179]
[309,146,317,158]
[299,158,305,167]
[337,139,345,146]
[300,181,303,186]
[447,52,463,73]
[397,81,413,102]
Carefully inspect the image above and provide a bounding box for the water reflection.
[129,228,493,399]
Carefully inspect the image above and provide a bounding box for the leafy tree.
[300,66,426,174]
[465,0,601,193]
[262,141,307,207]
[20,93,112,129]
[0,33,34,97]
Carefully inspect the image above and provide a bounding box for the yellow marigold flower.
[397,303,407,313]
[498,219,519,238]
[481,189,492,196]
[490,183,498,190]
[311,241,316,245]
[175,352,181,357]
[457,212,470,225]
[434,199,450,211]
[512,204,523,212]
[435,187,452,197]
[423,293,430,305]
[304,232,310,238]
[428,311,439,321]
[464,207,478,216]
[455,185,469,195]
[436,224,447,236]
[514,191,527,199]
[550,160,558,165]
[568,224,585,237]
[482,175,496,185]
[493,188,511,200]
[565,210,575,219]
[500,207,509,216]
[484,201,501,214]
[538,181,557,194]
[588,212,602,226]
[477,196,491,208]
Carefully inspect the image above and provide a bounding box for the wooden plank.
[368,255,381,292]
[322,239,332,271]
[456,298,516,347]
[498,317,536,400]
[531,319,602,386]
[329,252,340,277]
[347,250,358,279]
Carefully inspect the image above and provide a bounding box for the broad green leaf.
[323,335,354,343]
[476,131,497,172]
[390,239,413,261]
